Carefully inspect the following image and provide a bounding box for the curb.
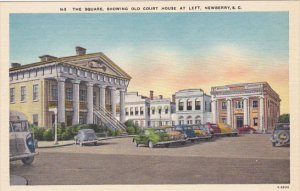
[38,135,136,148]
[37,142,74,148]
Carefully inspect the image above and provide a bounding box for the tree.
[278,114,289,123]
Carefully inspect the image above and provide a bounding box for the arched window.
[195,99,201,110]
[179,99,184,111]
[178,116,184,125]
[195,116,201,124]
[187,116,193,125]
[187,99,192,110]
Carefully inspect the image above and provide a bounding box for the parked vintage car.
[205,122,220,135]
[133,128,177,148]
[272,123,290,147]
[174,125,197,142]
[191,124,212,140]
[237,125,256,134]
[160,125,186,141]
[74,129,98,146]
[218,123,239,136]
[10,116,38,165]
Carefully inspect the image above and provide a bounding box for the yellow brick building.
[10,47,131,129]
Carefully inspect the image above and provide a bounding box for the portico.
[9,47,131,128]
[211,82,280,132]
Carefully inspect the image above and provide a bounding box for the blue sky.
[10,12,289,112]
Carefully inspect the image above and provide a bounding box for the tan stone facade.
[211,82,280,132]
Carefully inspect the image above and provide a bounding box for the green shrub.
[43,128,54,141]
[31,125,45,141]
[126,126,135,135]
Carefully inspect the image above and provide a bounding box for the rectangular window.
[252,100,258,108]
[205,101,207,111]
[33,114,38,126]
[33,84,38,101]
[222,102,227,110]
[135,107,139,115]
[80,90,87,101]
[187,101,192,110]
[93,91,97,105]
[66,88,73,101]
[195,100,201,110]
[52,85,58,100]
[125,108,129,116]
[235,101,243,109]
[21,86,26,102]
[10,88,15,103]
[253,118,258,126]
[165,108,168,114]
[130,107,134,115]
[179,101,184,111]
[152,109,155,115]
[140,107,144,115]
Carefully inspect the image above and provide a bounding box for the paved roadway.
[10,134,290,185]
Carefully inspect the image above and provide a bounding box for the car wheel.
[148,141,154,148]
[165,143,170,148]
[21,157,34,165]
[94,141,97,146]
[191,139,195,143]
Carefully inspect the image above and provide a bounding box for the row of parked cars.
[132,123,257,148]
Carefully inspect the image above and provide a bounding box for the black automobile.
[271,123,290,147]
[174,125,197,142]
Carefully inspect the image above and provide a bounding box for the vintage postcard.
[0,1,299,191]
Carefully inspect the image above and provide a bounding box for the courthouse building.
[9,47,131,128]
[210,82,281,132]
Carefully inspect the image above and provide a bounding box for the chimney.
[172,94,175,103]
[150,90,154,100]
[39,55,57,62]
[76,46,86,56]
[159,95,163,99]
[11,63,21,68]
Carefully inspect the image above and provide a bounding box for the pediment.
[74,58,124,77]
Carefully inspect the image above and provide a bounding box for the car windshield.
[275,124,290,130]
[192,125,199,130]
[10,121,29,132]
[155,129,166,133]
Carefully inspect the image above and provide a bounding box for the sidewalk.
[10,175,28,185]
[37,135,135,148]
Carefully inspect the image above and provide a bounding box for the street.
[10,134,290,185]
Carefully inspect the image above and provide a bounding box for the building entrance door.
[236,116,243,128]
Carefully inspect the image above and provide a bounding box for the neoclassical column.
[243,97,249,125]
[211,98,217,124]
[259,96,265,132]
[57,77,66,123]
[119,89,126,123]
[98,85,106,109]
[71,80,80,125]
[226,98,232,126]
[109,86,116,118]
[86,82,94,124]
